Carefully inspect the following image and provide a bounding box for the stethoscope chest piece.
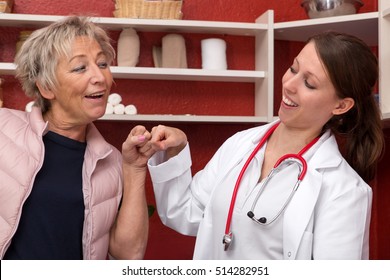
[223,232,233,251]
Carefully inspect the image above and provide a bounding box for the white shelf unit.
[274,6,389,121]
[274,12,378,46]
[379,0,390,120]
[0,11,274,124]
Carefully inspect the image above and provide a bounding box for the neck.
[268,122,322,154]
[44,111,87,142]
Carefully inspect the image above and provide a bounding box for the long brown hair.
[310,31,384,183]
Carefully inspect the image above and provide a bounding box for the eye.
[304,79,316,90]
[289,64,317,89]
[72,65,86,73]
[98,61,108,69]
[290,66,298,74]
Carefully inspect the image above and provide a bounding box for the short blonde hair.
[15,16,115,113]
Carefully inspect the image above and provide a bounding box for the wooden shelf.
[0,13,267,36]
[379,0,390,119]
[382,7,390,18]
[274,12,378,46]
[0,63,14,76]
[111,67,265,82]
[98,114,267,123]
[0,63,264,83]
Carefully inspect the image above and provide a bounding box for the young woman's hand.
[150,125,188,159]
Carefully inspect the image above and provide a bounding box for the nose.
[90,64,107,84]
[282,70,299,94]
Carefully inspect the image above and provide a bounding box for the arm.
[147,125,253,236]
[148,125,208,235]
[109,125,154,259]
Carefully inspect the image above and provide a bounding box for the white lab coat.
[148,121,372,259]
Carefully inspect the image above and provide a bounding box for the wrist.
[166,141,187,159]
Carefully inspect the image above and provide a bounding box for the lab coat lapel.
[282,135,342,259]
[217,122,276,183]
[283,168,322,259]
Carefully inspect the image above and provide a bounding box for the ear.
[36,81,55,100]
[332,97,354,115]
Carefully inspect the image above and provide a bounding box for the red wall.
[1,0,388,260]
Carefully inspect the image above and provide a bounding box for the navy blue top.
[4,131,86,260]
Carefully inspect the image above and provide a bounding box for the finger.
[142,130,152,141]
[150,125,168,150]
[137,142,153,155]
[151,125,164,133]
[150,125,166,139]
[125,126,151,144]
[123,134,147,152]
[143,147,156,158]
[130,125,147,137]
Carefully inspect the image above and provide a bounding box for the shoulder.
[311,132,371,197]
[0,108,29,125]
[1,107,48,139]
[211,122,277,163]
[324,159,371,191]
[222,122,273,147]
[0,108,42,143]
[319,154,371,200]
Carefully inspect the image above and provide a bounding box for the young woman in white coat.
[147,31,385,259]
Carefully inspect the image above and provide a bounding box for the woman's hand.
[122,125,154,169]
[150,125,188,159]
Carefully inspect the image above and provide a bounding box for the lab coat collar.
[251,120,342,169]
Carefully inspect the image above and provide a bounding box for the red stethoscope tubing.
[224,123,278,235]
[224,122,319,236]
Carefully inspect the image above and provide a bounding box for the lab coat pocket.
[295,231,313,260]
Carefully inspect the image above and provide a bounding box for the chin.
[277,112,294,126]
[90,110,106,121]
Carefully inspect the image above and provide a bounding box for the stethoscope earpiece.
[247,211,268,224]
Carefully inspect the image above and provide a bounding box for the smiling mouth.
[282,95,298,107]
[85,92,104,99]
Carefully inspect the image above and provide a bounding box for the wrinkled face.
[279,41,342,131]
[47,36,112,125]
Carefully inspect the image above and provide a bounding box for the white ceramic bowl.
[301,0,364,19]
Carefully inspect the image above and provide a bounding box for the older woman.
[0,16,152,260]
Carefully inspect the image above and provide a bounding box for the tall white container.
[201,38,227,70]
[117,28,140,67]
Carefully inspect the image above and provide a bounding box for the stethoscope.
[222,122,320,251]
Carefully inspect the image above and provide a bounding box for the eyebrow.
[68,50,106,63]
[294,57,321,83]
